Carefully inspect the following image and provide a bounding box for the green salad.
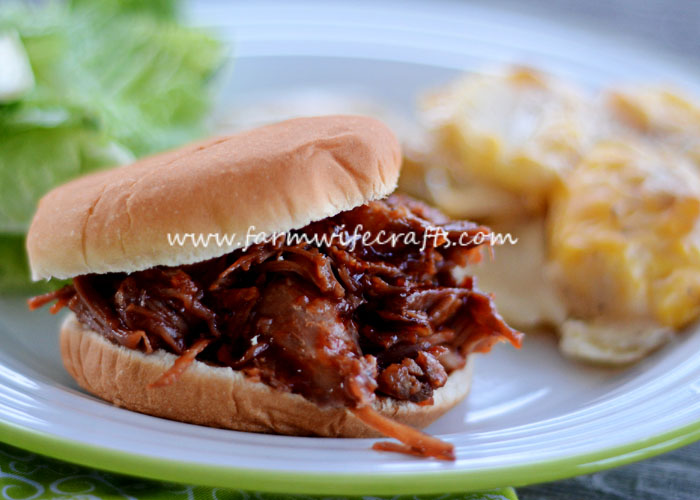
[0,0,224,292]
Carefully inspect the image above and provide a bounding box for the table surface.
[474,0,700,63]
[475,0,700,498]
[519,443,700,500]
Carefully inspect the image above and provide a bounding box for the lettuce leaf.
[0,235,69,294]
[0,0,224,292]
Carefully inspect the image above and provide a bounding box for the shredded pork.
[30,194,522,459]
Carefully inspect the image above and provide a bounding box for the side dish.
[402,66,700,363]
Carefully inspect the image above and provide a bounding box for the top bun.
[27,115,402,280]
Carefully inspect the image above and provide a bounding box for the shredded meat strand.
[28,287,74,312]
[147,338,212,388]
[353,406,455,460]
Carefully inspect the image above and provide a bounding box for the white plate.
[3,0,700,494]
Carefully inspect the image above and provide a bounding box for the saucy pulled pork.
[30,194,522,459]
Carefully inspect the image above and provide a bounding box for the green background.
[0,441,517,500]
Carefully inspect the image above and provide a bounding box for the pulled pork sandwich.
[27,115,521,460]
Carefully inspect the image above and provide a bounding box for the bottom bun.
[60,313,473,437]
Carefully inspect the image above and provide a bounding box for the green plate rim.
[2,416,700,494]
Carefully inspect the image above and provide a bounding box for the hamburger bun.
[60,313,474,437]
[27,115,401,280]
[30,115,478,445]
